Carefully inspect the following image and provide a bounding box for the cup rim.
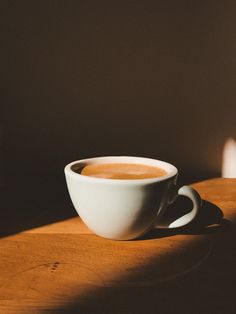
[64,156,178,185]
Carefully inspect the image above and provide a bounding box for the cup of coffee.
[64,156,202,240]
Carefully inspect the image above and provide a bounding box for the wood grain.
[0,178,236,314]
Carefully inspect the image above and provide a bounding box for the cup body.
[64,156,178,240]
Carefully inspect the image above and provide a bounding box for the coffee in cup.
[80,163,167,180]
[65,156,202,240]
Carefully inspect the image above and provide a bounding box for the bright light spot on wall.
[222,138,236,178]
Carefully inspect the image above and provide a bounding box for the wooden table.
[0,178,236,314]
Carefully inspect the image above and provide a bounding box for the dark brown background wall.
[1,1,236,205]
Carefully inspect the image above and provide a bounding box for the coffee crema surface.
[80,163,167,180]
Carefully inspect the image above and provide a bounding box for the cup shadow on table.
[138,198,230,241]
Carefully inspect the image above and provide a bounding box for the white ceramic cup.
[64,156,202,240]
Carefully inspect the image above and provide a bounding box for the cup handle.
[168,186,202,228]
